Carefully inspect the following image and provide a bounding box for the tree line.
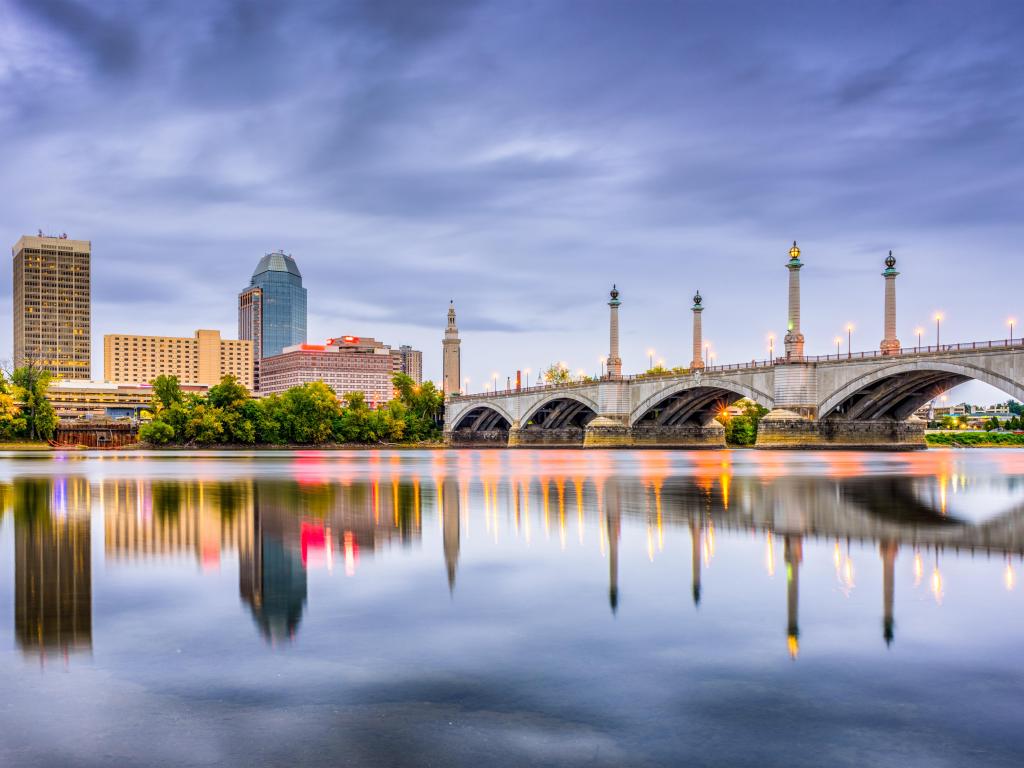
[0,365,58,441]
[139,373,444,446]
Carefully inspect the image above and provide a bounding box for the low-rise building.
[47,379,211,420]
[258,336,394,405]
[104,329,253,390]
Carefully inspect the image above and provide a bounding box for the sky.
[0,0,1022,403]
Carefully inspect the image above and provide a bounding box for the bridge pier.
[509,425,586,447]
[756,414,926,450]
[630,420,726,448]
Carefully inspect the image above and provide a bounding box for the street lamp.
[599,357,606,378]
[1009,318,1017,344]
[647,348,655,370]
[491,372,499,392]
[524,368,531,388]
[710,352,717,367]
[704,342,711,367]
[914,327,924,349]
[934,312,943,348]
[463,376,470,394]
[834,336,842,357]
[846,323,854,359]
[657,357,665,369]
[767,333,775,363]
[576,368,586,381]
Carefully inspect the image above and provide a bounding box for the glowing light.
[931,566,943,604]
[787,634,799,659]
[765,533,775,577]
[913,551,923,586]
[1006,562,1016,592]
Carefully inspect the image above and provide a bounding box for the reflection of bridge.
[444,246,1024,448]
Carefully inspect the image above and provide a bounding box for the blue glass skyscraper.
[238,250,307,364]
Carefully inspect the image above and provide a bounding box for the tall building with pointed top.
[442,301,461,396]
[239,251,307,388]
[12,233,91,378]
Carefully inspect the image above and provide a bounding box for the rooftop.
[252,250,302,279]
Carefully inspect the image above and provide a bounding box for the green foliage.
[926,431,1024,447]
[1008,401,1024,416]
[717,399,770,446]
[138,374,442,447]
[11,365,57,440]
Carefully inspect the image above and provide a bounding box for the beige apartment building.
[12,233,91,378]
[104,329,253,389]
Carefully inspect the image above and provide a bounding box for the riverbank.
[925,431,1024,447]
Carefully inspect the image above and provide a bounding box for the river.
[1,449,1022,767]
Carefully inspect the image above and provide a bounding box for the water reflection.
[12,478,92,660]
[3,452,1024,656]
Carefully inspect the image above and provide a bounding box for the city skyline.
[2,2,1023,404]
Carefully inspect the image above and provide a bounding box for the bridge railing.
[452,338,1023,399]
[785,337,1024,364]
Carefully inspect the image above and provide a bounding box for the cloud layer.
[1,1,1022,399]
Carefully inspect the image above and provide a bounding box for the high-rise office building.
[391,344,423,384]
[12,233,91,378]
[238,251,307,387]
[103,329,253,389]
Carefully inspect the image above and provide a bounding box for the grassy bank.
[926,431,1024,447]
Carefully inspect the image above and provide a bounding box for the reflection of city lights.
[343,530,357,577]
[833,541,842,573]
[765,533,775,576]
[931,566,943,604]
[913,551,923,587]
[1005,562,1016,592]
[787,634,799,659]
[646,525,654,562]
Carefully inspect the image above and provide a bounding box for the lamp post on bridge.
[915,327,923,349]
[834,336,842,357]
[1009,318,1016,344]
[690,291,705,370]
[880,251,901,356]
[767,333,775,364]
[607,286,622,379]
[846,323,854,359]
[935,312,943,348]
[784,241,805,361]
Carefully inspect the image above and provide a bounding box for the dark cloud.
[0,0,1022,401]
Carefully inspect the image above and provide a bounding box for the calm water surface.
[1,449,1023,767]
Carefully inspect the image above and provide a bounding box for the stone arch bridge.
[444,342,1024,449]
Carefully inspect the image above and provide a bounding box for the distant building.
[47,379,212,420]
[391,344,423,384]
[103,329,253,389]
[12,233,91,378]
[239,251,307,388]
[258,335,393,405]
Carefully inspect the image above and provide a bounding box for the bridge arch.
[629,377,774,427]
[450,402,515,432]
[520,391,601,429]
[818,359,1024,421]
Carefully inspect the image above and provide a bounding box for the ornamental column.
[880,251,901,355]
[607,285,622,379]
[690,291,705,370]
[784,241,805,360]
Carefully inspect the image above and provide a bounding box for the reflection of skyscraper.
[442,478,459,591]
[784,535,802,659]
[690,518,702,606]
[239,496,307,643]
[14,478,92,657]
[881,541,898,646]
[605,480,620,614]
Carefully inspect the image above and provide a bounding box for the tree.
[11,364,57,441]
[139,419,174,445]
[543,363,571,385]
[151,374,184,410]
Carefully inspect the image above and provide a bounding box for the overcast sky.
[1,0,1021,401]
